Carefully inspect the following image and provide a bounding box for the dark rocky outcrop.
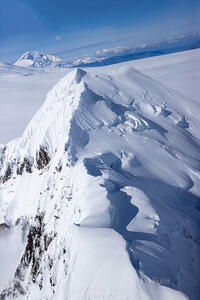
[36,147,50,170]
[0,213,55,299]
[1,164,12,183]
[55,164,62,173]
[0,223,10,231]
[17,158,33,175]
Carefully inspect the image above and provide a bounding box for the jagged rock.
[17,157,33,175]
[1,213,56,299]
[2,163,12,183]
[55,164,62,172]
[0,223,10,231]
[36,147,50,170]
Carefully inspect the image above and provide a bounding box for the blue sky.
[0,0,200,63]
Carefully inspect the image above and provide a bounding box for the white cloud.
[95,46,134,58]
[55,35,63,41]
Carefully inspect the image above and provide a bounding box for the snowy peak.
[73,68,86,83]
[0,68,88,176]
[14,51,72,68]
[0,66,199,300]
[0,65,198,179]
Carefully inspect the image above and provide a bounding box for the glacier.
[0,59,199,300]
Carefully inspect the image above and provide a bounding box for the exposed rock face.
[0,223,10,231]
[17,158,33,175]
[0,146,50,184]
[0,214,55,299]
[36,147,50,170]
[3,164,12,183]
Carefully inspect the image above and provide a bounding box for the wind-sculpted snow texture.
[0,66,199,300]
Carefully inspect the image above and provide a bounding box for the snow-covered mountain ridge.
[13,32,200,70]
[0,66,199,299]
[14,51,72,68]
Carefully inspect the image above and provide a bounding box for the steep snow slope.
[0,65,67,144]
[14,51,72,68]
[88,49,200,102]
[0,66,199,300]
[130,48,200,102]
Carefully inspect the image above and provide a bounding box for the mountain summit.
[0,66,199,300]
[14,51,72,68]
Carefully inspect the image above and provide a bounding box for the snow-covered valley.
[0,50,200,300]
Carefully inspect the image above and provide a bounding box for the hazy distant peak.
[14,50,72,68]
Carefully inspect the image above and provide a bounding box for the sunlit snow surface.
[0,50,200,300]
[0,49,199,144]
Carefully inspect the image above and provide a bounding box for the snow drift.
[0,66,199,300]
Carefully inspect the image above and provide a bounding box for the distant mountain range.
[14,51,72,68]
[14,31,200,69]
[73,31,200,67]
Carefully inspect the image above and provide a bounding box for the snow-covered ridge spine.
[0,69,86,184]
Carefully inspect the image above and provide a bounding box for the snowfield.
[0,49,199,144]
[0,64,66,144]
[0,50,200,300]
